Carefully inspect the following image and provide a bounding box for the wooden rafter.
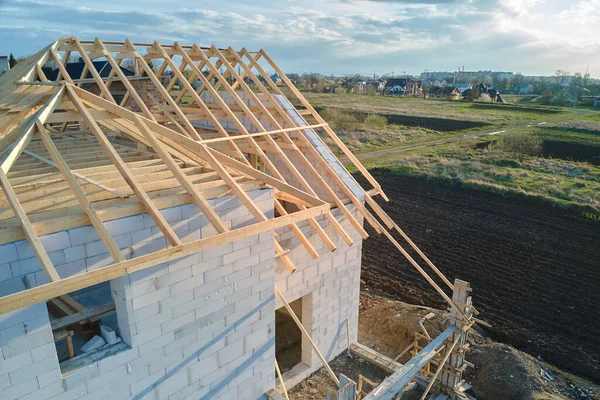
[0,36,468,324]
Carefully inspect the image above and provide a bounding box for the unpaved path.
[339,109,597,163]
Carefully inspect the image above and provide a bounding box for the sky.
[0,0,598,77]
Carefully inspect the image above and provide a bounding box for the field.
[300,93,600,382]
[359,173,600,381]
[301,93,569,156]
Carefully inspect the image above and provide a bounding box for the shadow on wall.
[131,294,275,400]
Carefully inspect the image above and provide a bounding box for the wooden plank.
[65,84,182,247]
[257,50,388,201]
[51,302,116,330]
[132,114,228,234]
[95,37,155,121]
[0,168,60,282]
[22,149,127,198]
[0,86,65,174]
[362,327,457,400]
[349,343,403,374]
[0,203,329,314]
[72,38,115,102]
[37,122,125,262]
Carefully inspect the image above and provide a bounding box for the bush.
[477,93,493,102]
[364,114,388,128]
[497,132,543,161]
[320,109,358,131]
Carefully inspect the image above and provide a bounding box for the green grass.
[302,93,564,125]
[354,133,600,219]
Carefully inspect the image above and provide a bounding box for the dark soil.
[358,173,600,381]
[542,140,600,165]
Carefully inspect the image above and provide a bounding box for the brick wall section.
[0,189,276,400]
[274,206,363,375]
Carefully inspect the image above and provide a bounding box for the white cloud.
[0,0,598,76]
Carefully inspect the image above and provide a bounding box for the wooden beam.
[37,122,125,263]
[0,169,60,282]
[362,326,457,400]
[0,86,65,174]
[65,84,182,247]
[50,302,115,330]
[0,203,329,314]
[132,114,228,234]
[22,149,127,198]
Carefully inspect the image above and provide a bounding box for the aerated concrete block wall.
[196,90,366,385]
[0,189,277,400]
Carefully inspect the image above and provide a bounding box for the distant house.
[452,83,472,94]
[404,80,423,97]
[43,60,135,81]
[428,86,460,100]
[384,78,407,96]
[593,97,600,107]
[0,56,9,76]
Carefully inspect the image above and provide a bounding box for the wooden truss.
[0,37,470,325]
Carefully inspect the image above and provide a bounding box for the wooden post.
[439,279,472,394]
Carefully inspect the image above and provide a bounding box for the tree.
[572,72,583,87]
[497,132,542,162]
[554,69,570,85]
[8,53,17,68]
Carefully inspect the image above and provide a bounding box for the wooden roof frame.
[0,36,469,323]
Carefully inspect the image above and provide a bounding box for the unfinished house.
[0,37,475,400]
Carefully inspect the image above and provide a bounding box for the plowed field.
[360,172,600,380]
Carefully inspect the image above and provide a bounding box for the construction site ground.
[289,294,599,400]
[359,172,600,381]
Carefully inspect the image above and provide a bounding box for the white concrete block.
[63,245,86,263]
[84,364,127,393]
[138,331,174,356]
[9,257,41,277]
[135,310,172,334]
[156,267,191,289]
[130,238,167,259]
[168,254,199,273]
[0,263,11,282]
[9,355,58,385]
[54,260,87,281]
[170,274,203,294]
[160,206,182,222]
[68,225,100,247]
[159,289,194,314]
[105,215,144,237]
[1,378,38,400]
[81,335,106,353]
[100,325,119,345]
[85,253,113,272]
[0,243,18,264]
[0,374,10,390]
[128,262,168,285]
[20,380,65,400]
[97,347,138,375]
[222,247,250,265]
[0,323,25,346]
[0,350,32,375]
[36,367,62,389]
[30,342,56,362]
[1,329,52,359]
[132,286,170,311]
[130,325,162,347]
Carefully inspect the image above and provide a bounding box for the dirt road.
[339,109,597,163]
